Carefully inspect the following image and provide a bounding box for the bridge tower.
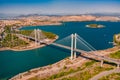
[74,33,77,59]
[34,29,46,46]
[71,33,77,60]
[71,34,74,60]
[34,29,37,46]
[37,29,41,44]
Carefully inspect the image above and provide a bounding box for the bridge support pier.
[27,37,30,42]
[100,60,104,67]
[18,73,22,79]
[117,64,120,68]
[34,29,38,46]
[71,33,77,60]
[37,29,41,45]
[73,52,76,59]
[74,33,77,59]
[71,34,74,60]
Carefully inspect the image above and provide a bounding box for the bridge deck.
[16,34,120,65]
[16,34,47,44]
[51,43,120,65]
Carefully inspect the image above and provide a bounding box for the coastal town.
[0,15,120,27]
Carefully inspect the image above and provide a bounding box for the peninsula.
[0,25,58,51]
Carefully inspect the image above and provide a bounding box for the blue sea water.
[0,21,120,80]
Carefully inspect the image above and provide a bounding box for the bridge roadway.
[14,34,120,65]
[16,34,46,43]
[51,43,120,65]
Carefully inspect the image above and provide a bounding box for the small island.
[86,24,105,28]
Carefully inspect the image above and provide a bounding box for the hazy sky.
[0,0,120,15]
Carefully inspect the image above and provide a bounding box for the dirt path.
[90,69,120,80]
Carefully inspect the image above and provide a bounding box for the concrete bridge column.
[34,29,37,46]
[117,64,120,68]
[71,34,74,60]
[100,59,104,67]
[18,73,21,79]
[37,29,41,45]
[27,37,30,42]
[74,33,77,59]
[73,51,76,59]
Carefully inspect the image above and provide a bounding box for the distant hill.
[0,13,19,19]
[86,13,120,17]
[0,13,120,19]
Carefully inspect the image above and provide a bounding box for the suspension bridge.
[16,29,120,68]
[51,33,120,68]
[16,29,48,45]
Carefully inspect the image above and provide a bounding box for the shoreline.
[9,46,120,80]
[20,22,62,28]
[0,36,58,52]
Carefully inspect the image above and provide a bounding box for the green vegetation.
[0,33,28,48]
[42,31,56,39]
[18,30,56,39]
[99,73,120,80]
[28,60,96,80]
[0,25,56,48]
[4,25,12,33]
[86,24,104,28]
[28,60,115,80]
[62,66,113,80]
[47,68,75,80]
[46,61,96,80]
[18,30,33,36]
[84,60,95,67]
[0,25,30,48]
[110,50,120,59]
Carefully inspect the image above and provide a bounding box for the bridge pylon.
[71,33,77,60]
[34,29,46,46]
[74,33,77,59]
[34,29,38,46]
[71,34,74,60]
